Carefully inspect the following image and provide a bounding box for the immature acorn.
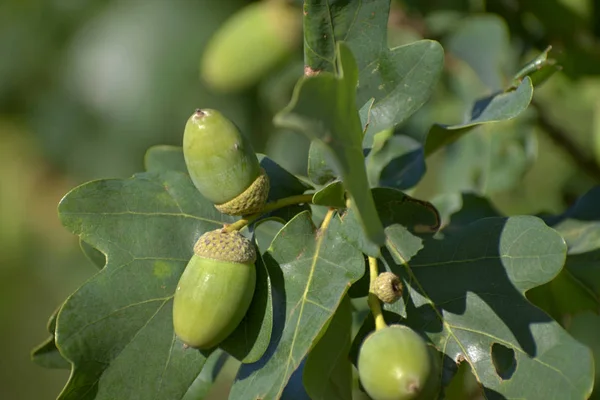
[183,109,270,215]
[358,325,440,400]
[371,272,403,304]
[200,1,301,92]
[173,229,257,349]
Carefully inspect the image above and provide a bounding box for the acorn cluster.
[173,108,268,349]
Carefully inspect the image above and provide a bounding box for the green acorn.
[358,325,440,400]
[370,272,403,304]
[200,1,301,93]
[183,109,270,215]
[173,229,257,349]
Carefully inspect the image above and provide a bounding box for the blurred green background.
[2,0,600,399]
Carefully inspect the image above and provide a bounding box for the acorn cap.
[215,168,270,216]
[371,272,403,303]
[194,229,256,264]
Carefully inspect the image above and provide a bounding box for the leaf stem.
[367,256,387,331]
[223,193,314,233]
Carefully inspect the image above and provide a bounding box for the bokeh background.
[2,0,600,399]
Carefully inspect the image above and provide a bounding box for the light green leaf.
[340,187,440,258]
[303,0,445,148]
[307,141,337,186]
[425,76,534,156]
[53,147,293,399]
[366,132,425,191]
[392,216,594,398]
[181,350,228,400]
[275,42,385,247]
[312,180,345,208]
[304,295,353,400]
[31,305,71,370]
[230,211,364,400]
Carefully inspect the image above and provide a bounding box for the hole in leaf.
[491,343,516,380]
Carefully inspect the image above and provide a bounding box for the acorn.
[371,272,403,304]
[200,1,301,93]
[358,325,440,400]
[173,229,257,349]
[183,109,270,215]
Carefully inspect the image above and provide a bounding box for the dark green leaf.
[31,335,71,370]
[181,350,229,400]
[230,211,364,399]
[537,186,600,315]
[340,187,440,258]
[366,131,425,191]
[567,312,600,395]
[424,77,534,156]
[390,216,594,398]
[303,0,444,148]
[79,238,106,269]
[56,171,220,400]
[432,192,502,233]
[31,305,71,370]
[356,39,444,147]
[145,145,311,227]
[54,146,279,398]
[220,251,273,364]
[303,295,353,400]
[275,42,385,247]
[527,269,599,322]
[434,118,537,195]
[254,219,285,254]
[312,180,345,208]
[307,141,337,185]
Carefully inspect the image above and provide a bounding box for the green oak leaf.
[307,141,337,186]
[424,76,534,156]
[366,130,425,191]
[303,0,444,147]
[79,238,106,269]
[431,192,502,233]
[275,42,385,248]
[145,145,311,248]
[54,146,304,399]
[435,117,537,195]
[181,350,228,400]
[384,216,594,398]
[229,211,364,400]
[312,180,345,208]
[340,187,440,258]
[303,295,353,400]
[55,170,220,400]
[31,305,71,370]
[538,186,600,313]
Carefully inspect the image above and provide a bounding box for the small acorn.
[370,272,403,304]
[173,229,257,349]
[200,1,301,92]
[183,109,270,215]
[358,325,440,400]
